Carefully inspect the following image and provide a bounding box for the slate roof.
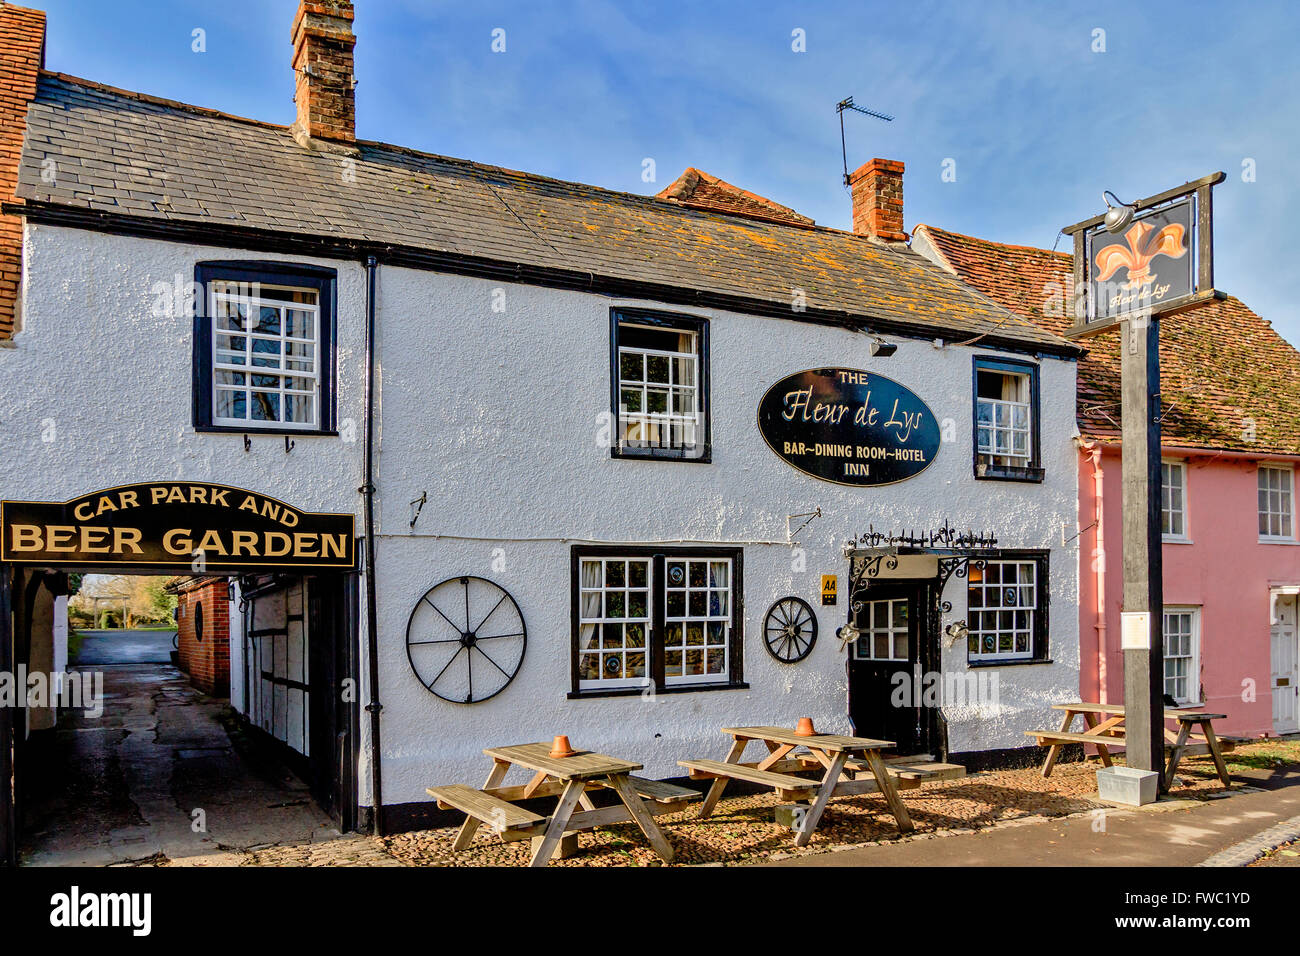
[914,223,1300,456]
[11,73,1076,353]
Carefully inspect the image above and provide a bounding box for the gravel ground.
[379,754,1238,868]
[1250,839,1300,867]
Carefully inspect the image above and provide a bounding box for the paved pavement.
[72,628,176,665]
[20,663,347,866]
[766,772,1300,867]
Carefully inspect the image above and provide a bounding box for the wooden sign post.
[1119,312,1164,776]
[1063,172,1224,789]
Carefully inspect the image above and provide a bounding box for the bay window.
[966,552,1049,663]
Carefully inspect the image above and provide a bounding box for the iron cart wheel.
[405,576,527,703]
[763,596,818,663]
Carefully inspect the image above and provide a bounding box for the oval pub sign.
[758,368,940,487]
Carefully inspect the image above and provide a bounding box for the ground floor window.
[572,546,742,694]
[1163,606,1201,705]
[966,552,1049,663]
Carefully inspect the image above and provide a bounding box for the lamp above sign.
[757,368,940,487]
[1086,199,1193,323]
[1062,171,1226,339]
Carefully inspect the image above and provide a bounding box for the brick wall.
[176,578,231,697]
[0,4,45,339]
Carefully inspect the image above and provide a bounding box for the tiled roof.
[656,167,815,227]
[11,73,1076,353]
[914,224,1300,455]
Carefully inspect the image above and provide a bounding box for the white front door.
[1272,594,1299,734]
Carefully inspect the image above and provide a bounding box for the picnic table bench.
[680,725,964,846]
[429,741,700,866]
[1025,702,1234,789]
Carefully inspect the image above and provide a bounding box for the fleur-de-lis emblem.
[1094,219,1187,287]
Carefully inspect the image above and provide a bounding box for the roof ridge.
[40,70,292,132]
[917,222,1071,262]
[38,72,857,238]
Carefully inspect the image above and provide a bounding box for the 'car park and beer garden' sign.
[1,482,356,571]
[758,368,940,487]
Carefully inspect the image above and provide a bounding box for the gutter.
[1079,439,1107,704]
[6,200,1085,361]
[361,255,384,834]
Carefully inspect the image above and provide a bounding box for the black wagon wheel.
[406,576,527,703]
[763,596,818,663]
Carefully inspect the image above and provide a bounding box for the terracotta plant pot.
[793,717,816,737]
[549,734,576,758]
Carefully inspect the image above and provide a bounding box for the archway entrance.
[0,482,360,866]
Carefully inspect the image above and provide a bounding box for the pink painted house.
[914,225,1300,739]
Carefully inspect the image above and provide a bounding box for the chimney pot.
[291,0,357,151]
[849,158,907,242]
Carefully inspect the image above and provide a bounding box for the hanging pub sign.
[1062,171,1225,338]
[1086,199,1193,323]
[758,368,940,487]
[0,482,356,571]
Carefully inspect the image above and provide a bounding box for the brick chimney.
[0,3,45,339]
[849,158,906,242]
[290,1,357,152]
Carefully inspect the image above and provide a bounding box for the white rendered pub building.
[0,2,1085,849]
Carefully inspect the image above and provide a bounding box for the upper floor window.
[610,309,709,462]
[1161,459,1188,540]
[967,552,1049,663]
[973,357,1042,481]
[1259,465,1295,541]
[194,262,337,434]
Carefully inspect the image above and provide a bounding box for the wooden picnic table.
[1025,702,1234,789]
[680,725,963,846]
[428,742,699,867]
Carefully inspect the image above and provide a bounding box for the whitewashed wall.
[371,267,1081,805]
[2,224,1080,812]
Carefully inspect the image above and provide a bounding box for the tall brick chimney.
[0,3,45,339]
[849,158,906,242]
[290,1,357,152]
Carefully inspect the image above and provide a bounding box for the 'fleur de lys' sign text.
[757,368,940,486]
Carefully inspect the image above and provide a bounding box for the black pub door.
[847,580,929,755]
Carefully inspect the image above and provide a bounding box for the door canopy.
[1,482,356,572]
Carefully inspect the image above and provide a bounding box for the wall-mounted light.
[836,623,861,652]
[869,337,897,357]
[1101,190,1136,234]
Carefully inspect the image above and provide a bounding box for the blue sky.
[32,0,1300,341]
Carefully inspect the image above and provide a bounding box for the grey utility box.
[1096,766,1160,806]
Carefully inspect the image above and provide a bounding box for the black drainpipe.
[362,255,384,835]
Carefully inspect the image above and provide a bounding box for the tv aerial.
[837,96,894,185]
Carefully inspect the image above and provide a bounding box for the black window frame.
[568,545,745,698]
[972,355,1043,482]
[609,308,711,463]
[193,260,339,436]
[965,549,1051,667]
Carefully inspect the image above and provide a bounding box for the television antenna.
[837,96,894,185]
